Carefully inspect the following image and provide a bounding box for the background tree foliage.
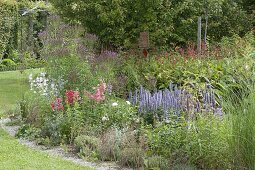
[0,0,51,60]
[0,0,18,56]
[50,0,253,49]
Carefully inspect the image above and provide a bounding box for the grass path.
[0,69,93,170]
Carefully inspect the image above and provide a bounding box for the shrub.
[119,130,145,168]
[46,55,97,91]
[144,113,229,169]
[0,64,6,70]
[2,59,16,66]
[144,156,170,170]
[19,93,51,126]
[74,135,100,160]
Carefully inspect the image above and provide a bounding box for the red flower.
[65,90,81,105]
[51,98,64,111]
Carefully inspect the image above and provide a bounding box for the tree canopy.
[20,0,255,49]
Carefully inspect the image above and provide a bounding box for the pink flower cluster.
[51,83,106,111]
[65,90,81,105]
[51,98,64,111]
[84,83,107,102]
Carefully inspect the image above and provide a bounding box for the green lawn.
[0,128,92,170]
[0,69,42,115]
[0,69,93,170]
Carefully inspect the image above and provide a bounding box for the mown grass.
[0,128,93,170]
[0,69,41,117]
[0,69,93,170]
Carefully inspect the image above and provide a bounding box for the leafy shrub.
[144,113,229,169]
[16,124,41,140]
[19,93,51,126]
[2,59,16,66]
[40,114,65,146]
[74,135,100,152]
[46,55,97,91]
[119,130,145,168]
[74,135,100,160]
[98,128,122,161]
[186,114,229,169]
[0,64,6,70]
[144,156,170,170]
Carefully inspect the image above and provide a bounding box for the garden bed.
[0,118,130,170]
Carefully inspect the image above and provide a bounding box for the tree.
[50,0,253,49]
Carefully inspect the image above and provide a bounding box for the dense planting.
[1,0,255,169]
[9,15,254,169]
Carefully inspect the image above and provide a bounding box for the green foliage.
[134,34,255,98]
[144,114,229,169]
[16,124,41,140]
[50,0,253,48]
[186,114,229,169]
[104,100,138,128]
[74,135,100,160]
[0,0,18,56]
[1,59,16,66]
[46,55,96,91]
[7,7,255,169]
[224,84,255,169]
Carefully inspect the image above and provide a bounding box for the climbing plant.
[0,0,18,58]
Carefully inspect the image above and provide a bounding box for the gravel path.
[0,118,132,170]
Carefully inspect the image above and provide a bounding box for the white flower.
[28,74,33,81]
[112,102,118,107]
[245,65,249,70]
[165,119,170,124]
[102,116,109,122]
[40,72,46,77]
[51,83,55,89]
[126,101,131,105]
[135,118,140,123]
[71,3,78,10]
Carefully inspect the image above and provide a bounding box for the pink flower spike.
[84,82,107,102]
